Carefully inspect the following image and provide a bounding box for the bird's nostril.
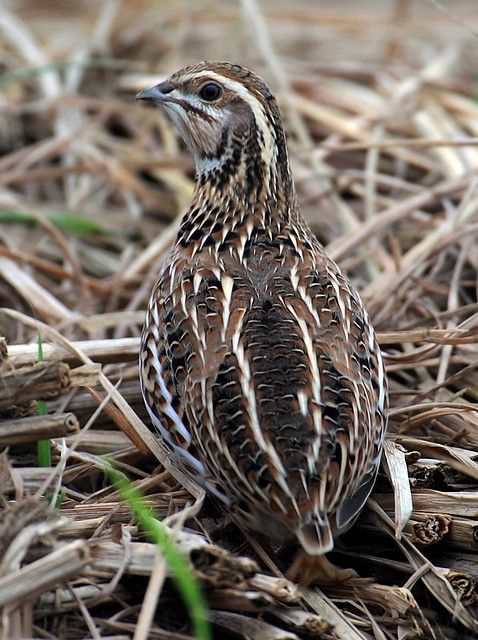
[156,80,175,94]
[136,81,176,102]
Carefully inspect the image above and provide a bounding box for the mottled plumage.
[137,62,388,582]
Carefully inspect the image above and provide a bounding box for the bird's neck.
[178,123,298,248]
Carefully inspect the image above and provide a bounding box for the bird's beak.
[136,80,176,103]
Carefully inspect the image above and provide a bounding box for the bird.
[136,62,388,584]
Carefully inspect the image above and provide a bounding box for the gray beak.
[136,81,175,102]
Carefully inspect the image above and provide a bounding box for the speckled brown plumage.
[137,62,388,582]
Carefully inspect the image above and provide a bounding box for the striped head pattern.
[137,62,293,202]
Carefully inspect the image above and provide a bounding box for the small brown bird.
[137,62,387,583]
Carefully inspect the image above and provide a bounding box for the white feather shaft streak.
[286,307,322,429]
[221,274,234,340]
[376,347,386,414]
[290,264,321,329]
[233,338,291,498]
[328,271,348,334]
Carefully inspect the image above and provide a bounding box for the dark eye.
[199,82,221,102]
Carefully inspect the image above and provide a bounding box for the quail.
[137,62,388,583]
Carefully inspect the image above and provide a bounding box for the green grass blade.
[37,437,51,467]
[0,209,109,237]
[104,462,211,640]
[36,333,51,467]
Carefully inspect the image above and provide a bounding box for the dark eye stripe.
[176,99,216,122]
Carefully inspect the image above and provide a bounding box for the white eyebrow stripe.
[185,70,277,166]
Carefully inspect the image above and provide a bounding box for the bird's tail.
[296,514,334,556]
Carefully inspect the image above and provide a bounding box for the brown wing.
[196,240,387,555]
[287,254,387,553]
[140,251,243,501]
[140,252,228,496]
[141,239,387,554]
[140,282,199,467]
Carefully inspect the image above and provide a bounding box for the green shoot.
[36,333,51,467]
[0,210,109,237]
[104,462,211,640]
[54,489,66,509]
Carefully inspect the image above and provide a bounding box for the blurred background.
[1,0,478,341]
[2,2,478,639]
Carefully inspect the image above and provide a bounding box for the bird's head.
[137,62,292,196]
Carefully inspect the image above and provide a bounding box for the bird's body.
[138,62,387,582]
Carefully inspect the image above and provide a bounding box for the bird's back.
[141,219,387,554]
[138,61,387,561]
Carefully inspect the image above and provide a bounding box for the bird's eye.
[199,82,221,102]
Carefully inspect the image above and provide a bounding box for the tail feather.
[296,515,334,555]
[336,462,379,533]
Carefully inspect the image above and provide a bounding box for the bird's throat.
[177,118,298,250]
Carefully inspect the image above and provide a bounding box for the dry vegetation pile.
[1,1,478,638]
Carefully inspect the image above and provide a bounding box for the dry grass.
[1,1,478,638]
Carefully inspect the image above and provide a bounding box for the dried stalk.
[0,412,79,446]
[448,517,478,551]
[0,541,90,608]
[6,338,139,367]
[405,513,452,545]
[0,362,70,410]
[0,337,7,363]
